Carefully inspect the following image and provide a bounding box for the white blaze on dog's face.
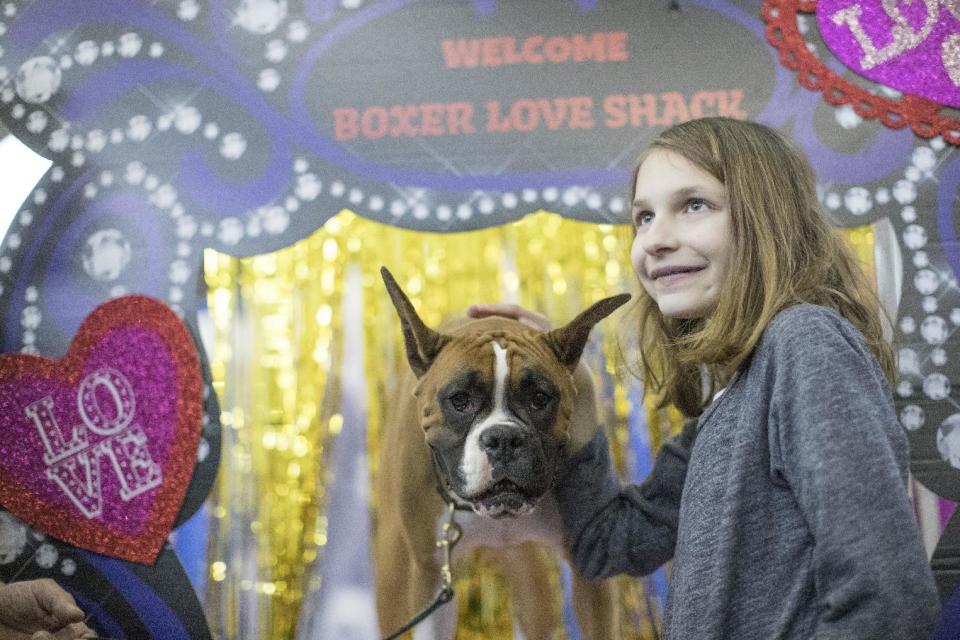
[415,324,574,519]
[459,342,528,515]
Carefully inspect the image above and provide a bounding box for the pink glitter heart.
[0,296,202,564]
[818,0,960,108]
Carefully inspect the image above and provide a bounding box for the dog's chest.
[446,494,565,561]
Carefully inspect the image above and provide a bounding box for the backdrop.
[0,0,956,638]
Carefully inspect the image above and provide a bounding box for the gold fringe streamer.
[202,209,876,639]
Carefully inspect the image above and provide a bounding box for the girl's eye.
[634,211,654,227]
[449,392,472,412]
[530,391,552,410]
[685,198,708,213]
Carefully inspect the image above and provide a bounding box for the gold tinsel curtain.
[201,210,878,639]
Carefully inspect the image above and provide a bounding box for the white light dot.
[900,405,924,431]
[903,224,926,249]
[265,39,288,63]
[502,193,517,208]
[893,179,917,204]
[288,20,309,42]
[923,373,950,400]
[60,558,77,577]
[912,147,937,172]
[258,68,280,92]
[834,104,862,129]
[914,269,939,295]
[932,348,948,366]
[921,315,948,344]
[844,186,872,215]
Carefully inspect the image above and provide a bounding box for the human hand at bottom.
[0,579,95,640]
[467,303,602,455]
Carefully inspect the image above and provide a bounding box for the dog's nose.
[479,426,527,462]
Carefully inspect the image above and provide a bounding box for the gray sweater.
[556,304,940,639]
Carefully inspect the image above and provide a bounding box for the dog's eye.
[530,391,551,410]
[449,392,473,412]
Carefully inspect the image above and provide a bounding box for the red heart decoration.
[764,0,960,145]
[0,296,202,564]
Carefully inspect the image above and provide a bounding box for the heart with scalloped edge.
[817,0,960,108]
[0,296,202,564]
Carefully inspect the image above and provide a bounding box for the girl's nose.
[641,216,678,255]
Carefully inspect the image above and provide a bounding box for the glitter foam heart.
[0,296,202,564]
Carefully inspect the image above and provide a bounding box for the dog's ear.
[542,294,631,371]
[381,267,450,378]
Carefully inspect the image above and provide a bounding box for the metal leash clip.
[437,500,463,596]
[380,500,463,639]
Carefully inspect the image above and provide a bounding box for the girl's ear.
[543,294,631,371]
[381,266,450,378]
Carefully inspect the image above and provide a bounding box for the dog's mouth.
[463,479,538,518]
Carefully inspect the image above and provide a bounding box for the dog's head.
[381,267,629,518]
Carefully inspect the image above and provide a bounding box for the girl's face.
[630,149,734,319]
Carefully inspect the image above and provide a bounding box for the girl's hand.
[467,303,552,332]
[467,303,599,455]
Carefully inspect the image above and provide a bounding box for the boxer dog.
[375,267,629,640]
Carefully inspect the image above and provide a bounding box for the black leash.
[380,453,465,640]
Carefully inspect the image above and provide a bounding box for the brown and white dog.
[374,267,629,640]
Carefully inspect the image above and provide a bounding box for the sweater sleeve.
[553,419,695,579]
[767,309,939,640]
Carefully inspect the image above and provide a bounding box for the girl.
[469,117,939,639]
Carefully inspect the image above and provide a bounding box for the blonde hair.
[631,117,894,417]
